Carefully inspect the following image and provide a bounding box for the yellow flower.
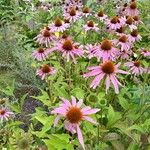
[55,32,60,37]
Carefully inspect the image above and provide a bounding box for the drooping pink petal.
[54,115,61,127]
[83,116,98,124]
[90,73,105,89]
[110,75,119,94]
[117,69,129,74]
[77,125,85,150]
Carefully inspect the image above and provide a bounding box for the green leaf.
[43,134,74,150]
[20,93,28,108]
[118,95,130,110]
[107,105,122,128]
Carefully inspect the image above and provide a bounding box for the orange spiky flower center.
[43,30,51,37]
[101,39,112,51]
[38,48,45,53]
[66,107,83,123]
[0,109,6,115]
[101,61,115,74]
[134,61,140,67]
[87,20,94,27]
[131,29,138,37]
[130,2,137,9]
[54,17,62,27]
[42,65,51,73]
[116,27,125,33]
[98,10,104,17]
[69,8,76,16]
[83,7,91,13]
[111,16,120,24]
[62,40,73,51]
[133,16,139,21]
[119,35,127,43]
[64,18,70,23]
[126,16,134,25]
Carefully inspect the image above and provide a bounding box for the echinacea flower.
[36,64,56,80]
[92,39,119,62]
[49,16,69,32]
[128,29,142,43]
[125,1,139,16]
[83,20,99,32]
[141,48,150,57]
[82,7,91,17]
[125,16,137,30]
[55,38,84,64]
[106,16,125,30]
[0,107,13,121]
[83,61,128,93]
[125,60,145,76]
[114,35,131,51]
[96,10,107,22]
[51,96,100,150]
[34,27,56,47]
[64,7,81,22]
[32,48,50,61]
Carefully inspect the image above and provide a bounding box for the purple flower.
[36,64,56,80]
[83,61,129,94]
[51,96,100,150]
[0,107,13,121]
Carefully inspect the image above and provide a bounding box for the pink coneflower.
[125,16,137,30]
[114,35,131,51]
[64,7,81,22]
[96,10,107,22]
[126,1,139,16]
[55,38,84,64]
[49,16,69,32]
[34,27,56,47]
[106,16,126,30]
[36,64,56,80]
[93,39,119,62]
[125,60,145,76]
[83,61,128,93]
[128,29,142,43]
[82,7,91,17]
[0,107,13,121]
[141,48,150,57]
[32,48,49,61]
[51,96,100,150]
[83,20,99,32]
